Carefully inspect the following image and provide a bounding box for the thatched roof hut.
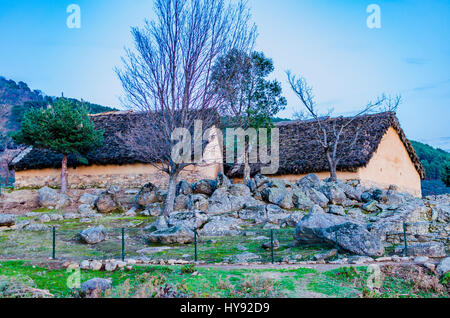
[225,112,424,179]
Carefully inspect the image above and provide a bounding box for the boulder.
[266,204,290,224]
[294,206,384,257]
[0,214,16,227]
[216,172,232,189]
[361,192,373,203]
[190,194,209,211]
[280,211,306,228]
[79,193,98,206]
[296,174,322,189]
[394,242,446,258]
[207,189,248,214]
[36,214,51,223]
[192,179,217,196]
[176,181,192,196]
[147,226,194,244]
[262,240,280,250]
[292,190,315,210]
[81,278,112,296]
[261,187,287,206]
[320,182,347,205]
[78,204,97,215]
[313,249,337,261]
[437,257,450,277]
[199,216,243,236]
[167,210,209,230]
[23,223,49,232]
[136,183,160,207]
[328,205,345,216]
[254,174,271,190]
[79,226,108,244]
[304,188,329,208]
[237,206,267,223]
[226,252,261,264]
[38,187,72,209]
[228,184,251,197]
[362,200,379,212]
[174,195,191,211]
[95,192,120,214]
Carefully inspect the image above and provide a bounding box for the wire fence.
[1,220,447,264]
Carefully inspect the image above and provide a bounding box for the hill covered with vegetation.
[0,76,117,152]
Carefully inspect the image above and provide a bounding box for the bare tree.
[287,71,387,181]
[116,0,256,216]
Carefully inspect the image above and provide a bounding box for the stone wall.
[14,162,223,189]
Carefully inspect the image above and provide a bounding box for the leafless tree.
[116,0,256,216]
[287,71,387,181]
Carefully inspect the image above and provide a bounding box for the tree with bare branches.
[116,0,256,216]
[287,71,397,181]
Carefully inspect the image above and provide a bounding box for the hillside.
[0,76,117,152]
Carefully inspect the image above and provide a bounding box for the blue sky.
[0,0,449,145]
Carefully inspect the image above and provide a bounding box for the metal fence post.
[270,229,274,264]
[403,222,408,257]
[121,228,125,261]
[194,228,198,263]
[52,226,56,259]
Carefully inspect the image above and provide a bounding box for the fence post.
[121,228,125,262]
[270,229,274,264]
[52,226,56,260]
[403,222,408,257]
[194,228,198,263]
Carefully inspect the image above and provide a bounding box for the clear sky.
[0,0,448,145]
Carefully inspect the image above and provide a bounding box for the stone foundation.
[14,163,222,190]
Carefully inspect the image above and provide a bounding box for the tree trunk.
[163,172,179,217]
[243,147,251,185]
[326,151,338,181]
[61,154,69,193]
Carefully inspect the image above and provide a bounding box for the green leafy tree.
[212,50,287,183]
[12,98,104,193]
[443,161,450,187]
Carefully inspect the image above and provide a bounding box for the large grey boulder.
[174,194,191,211]
[304,188,329,208]
[254,174,271,191]
[261,187,287,206]
[266,204,290,224]
[168,210,209,230]
[79,193,98,206]
[199,216,243,236]
[38,187,72,209]
[437,257,450,277]
[237,205,267,223]
[79,226,108,244]
[0,214,16,227]
[207,188,250,214]
[136,183,160,207]
[394,242,446,258]
[189,194,209,211]
[294,206,384,257]
[280,211,306,227]
[292,190,315,210]
[81,278,112,296]
[216,172,232,189]
[148,226,194,244]
[193,179,217,196]
[176,180,192,196]
[228,184,251,197]
[296,174,322,189]
[95,192,120,213]
[78,204,97,215]
[320,182,347,205]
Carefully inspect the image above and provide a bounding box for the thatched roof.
[224,112,425,179]
[10,110,218,171]
[10,111,424,179]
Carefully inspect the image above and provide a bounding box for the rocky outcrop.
[192,179,217,196]
[437,257,450,277]
[199,216,243,236]
[394,242,446,258]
